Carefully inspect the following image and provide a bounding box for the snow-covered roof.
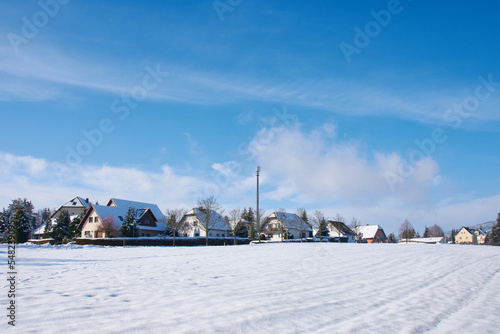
[186,208,229,231]
[61,196,91,209]
[404,237,444,244]
[82,199,166,231]
[33,224,47,235]
[108,198,165,221]
[267,212,312,231]
[327,221,355,236]
[51,196,92,219]
[357,225,384,239]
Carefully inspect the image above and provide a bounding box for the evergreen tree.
[242,207,256,240]
[450,229,458,244]
[319,218,329,237]
[68,215,82,239]
[423,227,431,238]
[5,199,35,243]
[42,219,52,239]
[51,210,71,244]
[121,206,139,237]
[490,213,500,246]
[388,232,397,243]
[0,209,9,240]
[10,207,31,243]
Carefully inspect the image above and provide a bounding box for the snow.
[357,224,382,239]
[2,243,500,333]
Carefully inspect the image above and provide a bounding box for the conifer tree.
[51,210,71,244]
[388,232,396,243]
[490,213,500,246]
[121,206,139,237]
[42,219,52,239]
[68,215,82,239]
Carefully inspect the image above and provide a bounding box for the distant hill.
[468,221,495,233]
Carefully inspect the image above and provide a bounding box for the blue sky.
[1,0,499,234]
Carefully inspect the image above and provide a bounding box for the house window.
[217,233,219,237]
[269,234,273,238]
[145,219,150,225]
[84,231,91,237]
[88,217,93,223]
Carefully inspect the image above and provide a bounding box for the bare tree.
[312,210,327,241]
[226,208,243,245]
[330,213,345,243]
[349,217,362,243]
[197,195,224,246]
[399,219,415,243]
[165,208,187,247]
[428,224,444,237]
[96,216,119,238]
[296,208,309,242]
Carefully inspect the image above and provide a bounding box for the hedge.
[75,237,251,247]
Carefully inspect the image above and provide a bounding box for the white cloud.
[0,152,208,211]
[248,123,440,205]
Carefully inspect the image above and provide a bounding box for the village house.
[179,208,231,237]
[356,224,387,243]
[474,228,487,245]
[261,211,312,241]
[316,220,356,243]
[78,198,166,238]
[33,196,92,239]
[455,227,476,244]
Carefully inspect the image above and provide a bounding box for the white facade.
[179,208,231,238]
[262,212,312,241]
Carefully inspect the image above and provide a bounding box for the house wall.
[180,215,231,238]
[455,229,476,244]
[52,206,86,221]
[80,211,113,238]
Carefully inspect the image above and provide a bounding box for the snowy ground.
[2,243,500,333]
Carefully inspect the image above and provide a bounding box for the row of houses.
[34,196,388,243]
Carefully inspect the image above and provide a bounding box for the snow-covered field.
[2,243,500,333]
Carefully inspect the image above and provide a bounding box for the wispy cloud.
[2,44,500,127]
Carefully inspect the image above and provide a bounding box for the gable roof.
[265,212,312,231]
[107,198,165,221]
[327,221,355,236]
[184,208,229,231]
[78,198,166,231]
[357,225,385,239]
[51,196,92,219]
[458,226,475,235]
